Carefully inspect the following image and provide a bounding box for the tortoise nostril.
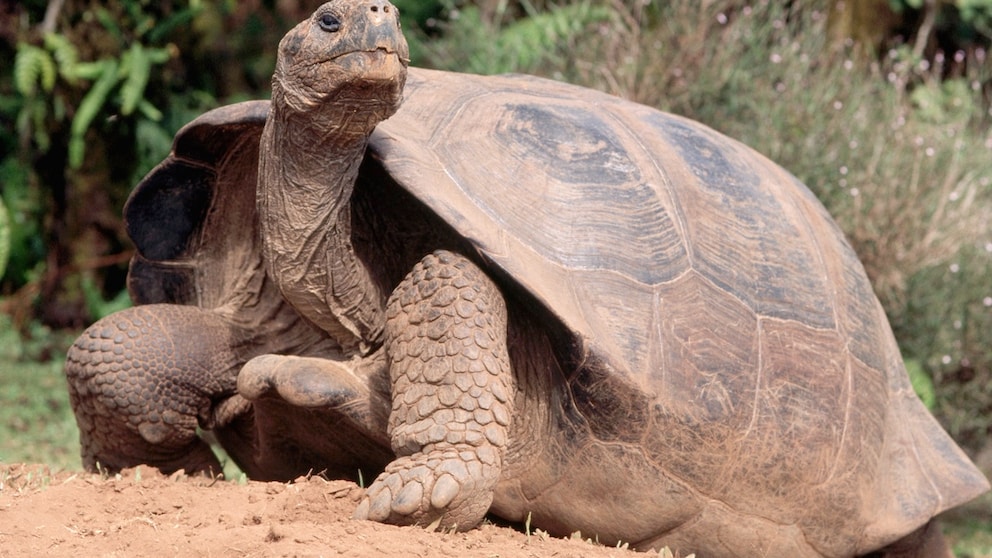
[371,5,378,11]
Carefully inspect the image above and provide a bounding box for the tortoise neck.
[256,102,385,354]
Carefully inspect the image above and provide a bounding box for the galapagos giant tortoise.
[65,1,988,556]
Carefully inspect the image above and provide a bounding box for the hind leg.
[354,250,515,530]
[65,304,250,475]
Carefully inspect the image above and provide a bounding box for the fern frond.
[69,60,119,168]
[44,33,79,83]
[14,44,56,96]
[30,99,51,151]
[14,44,41,95]
[120,44,151,116]
[38,50,57,93]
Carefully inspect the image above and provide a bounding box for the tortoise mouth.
[331,48,408,82]
[333,47,408,65]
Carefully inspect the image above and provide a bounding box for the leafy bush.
[414,0,992,446]
[0,158,45,291]
[11,14,179,175]
[0,1,277,324]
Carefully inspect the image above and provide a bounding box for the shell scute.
[651,113,837,330]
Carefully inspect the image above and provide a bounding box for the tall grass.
[415,0,992,446]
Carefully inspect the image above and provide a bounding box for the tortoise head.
[272,0,409,125]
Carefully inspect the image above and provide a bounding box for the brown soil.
[0,463,651,558]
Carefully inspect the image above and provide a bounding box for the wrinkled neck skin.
[257,84,387,355]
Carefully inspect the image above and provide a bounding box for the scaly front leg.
[354,250,515,530]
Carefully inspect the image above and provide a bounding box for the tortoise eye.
[318,13,341,32]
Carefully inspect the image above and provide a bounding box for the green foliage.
[14,31,173,169]
[68,60,119,169]
[945,515,992,557]
[1,0,216,311]
[44,33,79,82]
[485,1,614,74]
[902,246,992,445]
[13,41,60,153]
[0,158,45,289]
[910,76,975,123]
[416,1,614,76]
[14,43,57,96]
[890,0,992,45]
[905,359,937,409]
[893,0,992,25]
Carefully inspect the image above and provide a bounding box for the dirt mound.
[0,463,651,557]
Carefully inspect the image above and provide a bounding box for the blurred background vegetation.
[1,0,992,548]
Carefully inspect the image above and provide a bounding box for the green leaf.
[38,51,57,93]
[68,135,86,170]
[461,1,613,74]
[146,47,172,65]
[70,61,109,81]
[14,44,39,95]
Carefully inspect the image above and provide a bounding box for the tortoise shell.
[124,67,987,555]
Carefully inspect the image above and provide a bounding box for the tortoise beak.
[371,0,408,62]
[364,1,409,64]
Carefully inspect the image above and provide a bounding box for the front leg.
[354,250,515,530]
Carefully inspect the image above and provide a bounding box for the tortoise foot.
[354,445,498,530]
[239,353,375,409]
